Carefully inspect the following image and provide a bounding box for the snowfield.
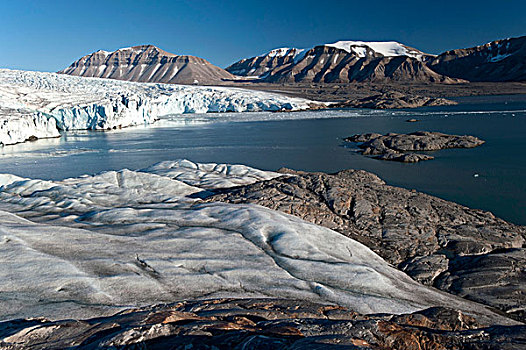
[0,160,508,323]
[0,69,316,146]
[325,40,429,60]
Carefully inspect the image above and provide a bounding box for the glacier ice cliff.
[0,69,316,145]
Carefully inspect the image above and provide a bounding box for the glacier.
[0,159,509,323]
[0,69,317,146]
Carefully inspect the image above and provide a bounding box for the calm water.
[1,95,525,224]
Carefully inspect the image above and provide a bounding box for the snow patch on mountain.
[488,52,513,62]
[325,41,429,59]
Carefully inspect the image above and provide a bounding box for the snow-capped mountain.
[323,41,429,60]
[227,47,306,77]
[228,36,526,83]
[226,40,459,83]
[428,35,526,82]
[59,45,235,85]
[0,69,316,146]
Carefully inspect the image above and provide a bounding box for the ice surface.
[0,69,316,145]
[263,47,305,59]
[0,160,505,322]
[0,107,60,146]
[325,41,428,59]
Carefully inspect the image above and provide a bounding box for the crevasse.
[0,69,315,145]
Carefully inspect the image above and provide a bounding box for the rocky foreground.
[0,160,524,348]
[2,298,525,349]
[344,131,485,162]
[207,168,525,322]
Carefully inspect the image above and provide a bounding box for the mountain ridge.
[226,40,459,83]
[428,35,526,82]
[227,36,526,83]
[59,36,526,85]
[59,44,235,85]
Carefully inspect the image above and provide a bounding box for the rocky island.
[334,92,458,109]
[345,131,485,162]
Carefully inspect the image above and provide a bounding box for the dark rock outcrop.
[59,45,235,85]
[344,131,485,162]
[428,36,526,82]
[2,298,524,349]
[334,91,457,109]
[205,168,526,321]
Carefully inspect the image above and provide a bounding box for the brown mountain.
[427,36,526,82]
[226,47,303,77]
[227,41,461,83]
[59,45,235,84]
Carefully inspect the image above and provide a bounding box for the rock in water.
[344,131,485,162]
[335,91,457,109]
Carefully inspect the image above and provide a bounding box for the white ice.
[0,160,508,323]
[0,69,317,146]
[325,40,429,59]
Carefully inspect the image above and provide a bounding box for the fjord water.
[0,95,525,225]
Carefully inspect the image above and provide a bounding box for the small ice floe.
[473,173,480,178]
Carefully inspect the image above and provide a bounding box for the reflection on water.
[0,95,525,225]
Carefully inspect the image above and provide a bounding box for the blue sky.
[1,0,525,72]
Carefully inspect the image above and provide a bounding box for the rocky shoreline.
[332,91,457,109]
[206,167,525,322]
[0,162,524,348]
[2,298,525,349]
[344,131,485,162]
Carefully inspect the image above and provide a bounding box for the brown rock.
[205,168,526,321]
[345,131,484,162]
[59,45,235,85]
[1,299,524,349]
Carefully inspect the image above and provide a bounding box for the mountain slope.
[59,45,235,84]
[226,47,305,77]
[428,36,526,82]
[227,41,460,83]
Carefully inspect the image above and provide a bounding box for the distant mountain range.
[227,41,459,83]
[227,36,526,83]
[59,45,235,85]
[59,36,526,85]
[428,36,526,82]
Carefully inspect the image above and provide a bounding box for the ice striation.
[0,160,514,325]
[0,69,316,145]
[0,107,60,146]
